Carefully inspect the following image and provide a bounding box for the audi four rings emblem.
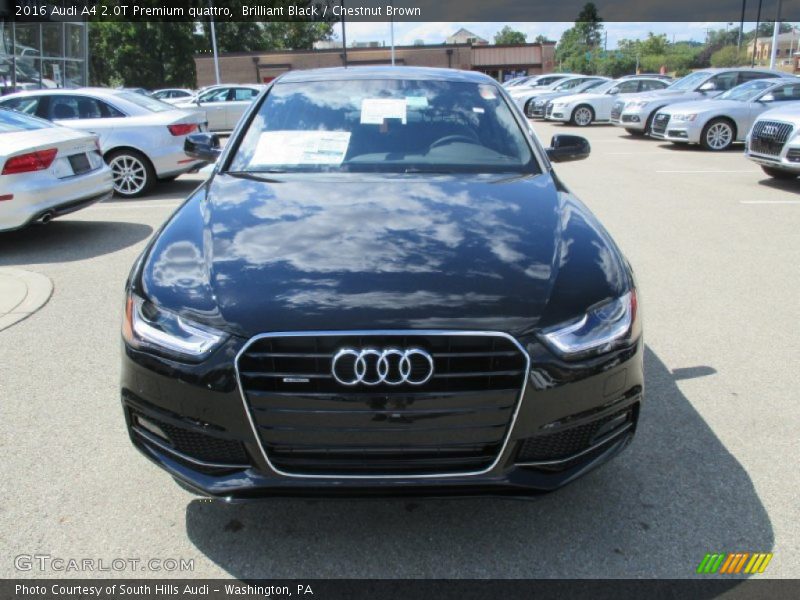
[331,348,435,386]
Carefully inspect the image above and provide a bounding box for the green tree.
[555,2,604,73]
[574,2,603,47]
[494,26,526,45]
[710,45,750,67]
[89,21,198,88]
[533,34,552,44]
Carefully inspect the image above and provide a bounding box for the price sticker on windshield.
[360,98,407,125]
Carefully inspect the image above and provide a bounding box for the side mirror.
[546,134,591,162]
[607,87,620,95]
[759,93,775,103]
[698,81,717,92]
[184,132,221,162]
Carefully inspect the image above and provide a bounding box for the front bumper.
[121,334,644,498]
[611,108,648,131]
[746,137,800,174]
[649,121,702,144]
[548,106,572,123]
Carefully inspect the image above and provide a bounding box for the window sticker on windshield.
[250,131,351,166]
[405,96,429,109]
[478,85,497,100]
[472,107,485,114]
[360,98,407,124]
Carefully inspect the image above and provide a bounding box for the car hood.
[623,89,707,104]
[138,172,629,339]
[659,99,736,115]
[554,92,607,105]
[758,103,800,121]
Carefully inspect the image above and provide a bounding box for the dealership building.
[195,38,556,87]
[0,13,89,94]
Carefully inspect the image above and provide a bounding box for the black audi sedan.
[121,67,643,498]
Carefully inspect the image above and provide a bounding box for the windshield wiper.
[402,167,457,174]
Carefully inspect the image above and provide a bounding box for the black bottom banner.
[2,579,799,600]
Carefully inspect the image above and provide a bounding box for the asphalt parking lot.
[1,120,797,579]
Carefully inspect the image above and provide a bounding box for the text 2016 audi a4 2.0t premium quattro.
[121,67,643,498]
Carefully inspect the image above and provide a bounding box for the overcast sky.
[332,22,798,48]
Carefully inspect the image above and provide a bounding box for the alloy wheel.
[574,107,593,126]
[110,154,148,196]
[705,122,733,150]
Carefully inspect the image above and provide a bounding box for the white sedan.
[546,77,670,126]
[0,108,113,232]
[173,84,265,132]
[0,89,207,197]
[151,88,196,105]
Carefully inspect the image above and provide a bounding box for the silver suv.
[610,68,793,136]
[745,103,800,180]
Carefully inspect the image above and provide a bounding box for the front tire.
[571,105,595,127]
[701,118,735,151]
[107,149,156,198]
[761,166,798,180]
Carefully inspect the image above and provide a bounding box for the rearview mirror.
[184,133,221,162]
[698,81,717,92]
[546,134,591,162]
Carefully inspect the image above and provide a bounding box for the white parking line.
[94,202,181,210]
[656,170,760,174]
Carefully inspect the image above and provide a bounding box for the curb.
[0,268,54,332]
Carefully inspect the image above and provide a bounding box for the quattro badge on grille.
[331,348,434,386]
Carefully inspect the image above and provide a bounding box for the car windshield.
[718,79,776,101]
[114,91,174,112]
[577,79,607,92]
[229,78,537,175]
[668,71,712,91]
[592,80,618,94]
[0,107,52,133]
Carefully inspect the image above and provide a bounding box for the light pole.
[209,0,221,85]
[390,1,395,65]
[340,0,348,67]
[769,0,783,69]
[738,0,746,50]
[752,0,763,67]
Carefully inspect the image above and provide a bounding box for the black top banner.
[3,0,799,22]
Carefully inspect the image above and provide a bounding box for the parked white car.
[509,75,608,117]
[745,103,800,180]
[547,77,670,126]
[524,77,611,118]
[151,88,195,105]
[610,68,793,136]
[0,88,208,197]
[0,108,113,232]
[650,78,800,151]
[174,84,265,132]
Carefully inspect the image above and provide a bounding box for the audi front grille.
[610,102,624,121]
[750,120,794,157]
[235,331,529,477]
[651,113,669,136]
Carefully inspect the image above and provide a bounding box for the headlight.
[671,113,697,122]
[552,101,568,108]
[626,100,649,109]
[539,290,639,360]
[122,292,228,361]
